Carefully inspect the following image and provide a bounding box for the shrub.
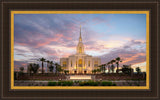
[89,81,94,86]
[67,81,73,86]
[107,81,113,86]
[83,81,90,86]
[61,81,73,86]
[58,81,62,86]
[79,82,84,86]
[78,81,99,86]
[101,81,107,86]
[112,83,117,86]
[101,81,113,86]
[93,82,99,86]
[48,81,57,86]
[62,82,67,86]
[75,80,80,84]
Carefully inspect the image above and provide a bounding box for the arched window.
[63,61,67,67]
[94,61,98,67]
[71,61,72,67]
[75,61,77,69]
[79,59,82,67]
[88,61,90,67]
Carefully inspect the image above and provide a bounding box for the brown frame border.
[0,0,159,99]
[11,10,150,90]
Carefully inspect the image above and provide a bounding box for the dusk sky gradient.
[14,14,146,72]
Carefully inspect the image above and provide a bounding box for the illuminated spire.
[79,25,82,42]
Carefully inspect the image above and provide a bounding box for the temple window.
[71,61,72,67]
[78,59,82,67]
[94,61,98,67]
[63,61,67,67]
[88,61,90,67]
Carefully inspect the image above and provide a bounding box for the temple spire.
[79,25,82,42]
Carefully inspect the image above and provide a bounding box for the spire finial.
[79,25,82,42]
[80,25,81,37]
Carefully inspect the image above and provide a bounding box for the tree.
[122,65,133,75]
[49,65,54,73]
[19,67,24,72]
[64,70,69,75]
[27,64,33,75]
[136,67,141,74]
[38,57,46,74]
[98,64,106,74]
[50,61,54,66]
[98,65,102,73]
[115,57,122,73]
[107,62,111,73]
[46,60,50,73]
[32,63,40,74]
[55,63,63,74]
[27,63,40,74]
[110,60,116,73]
[55,63,59,74]
[102,64,106,73]
[49,61,54,73]
[92,69,97,74]
[96,69,101,74]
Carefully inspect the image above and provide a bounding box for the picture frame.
[0,0,159,99]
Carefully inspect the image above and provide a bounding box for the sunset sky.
[14,14,146,72]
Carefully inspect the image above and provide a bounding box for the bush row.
[48,81,73,86]
[48,81,116,86]
[79,81,116,86]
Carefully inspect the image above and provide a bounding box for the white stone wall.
[60,55,101,74]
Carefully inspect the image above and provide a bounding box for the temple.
[60,26,101,74]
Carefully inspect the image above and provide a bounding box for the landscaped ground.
[14,80,146,86]
[14,73,146,86]
[15,73,145,80]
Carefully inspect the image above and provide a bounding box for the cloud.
[99,39,146,66]
[14,14,146,72]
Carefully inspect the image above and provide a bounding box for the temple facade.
[60,27,101,74]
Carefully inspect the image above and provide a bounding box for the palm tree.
[32,63,40,74]
[102,64,106,73]
[136,67,141,74]
[46,60,50,73]
[55,63,63,74]
[50,61,54,67]
[96,69,101,74]
[50,61,54,73]
[115,57,122,73]
[27,63,40,74]
[19,67,24,72]
[38,57,46,74]
[107,62,111,73]
[98,65,103,74]
[55,63,59,74]
[110,59,116,73]
[27,64,33,75]
[92,69,97,74]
